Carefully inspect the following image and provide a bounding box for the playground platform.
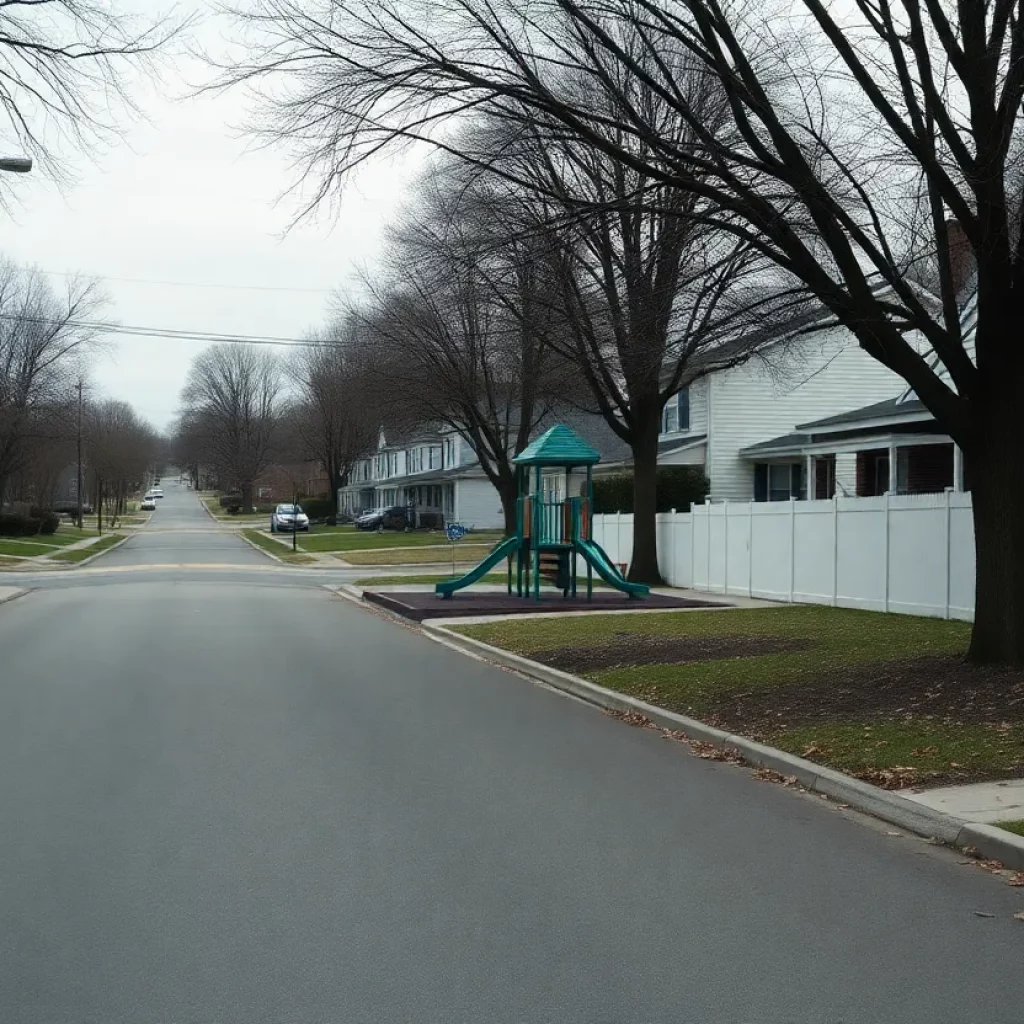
[363,589,723,622]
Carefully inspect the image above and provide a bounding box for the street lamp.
[0,156,31,174]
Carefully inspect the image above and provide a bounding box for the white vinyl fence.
[592,491,975,621]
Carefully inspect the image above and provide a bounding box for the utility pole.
[75,380,84,530]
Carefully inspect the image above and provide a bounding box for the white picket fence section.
[592,491,976,620]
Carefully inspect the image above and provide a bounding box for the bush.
[30,509,59,535]
[219,493,242,509]
[591,467,709,514]
[0,512,43,536]
[296,497,335,520]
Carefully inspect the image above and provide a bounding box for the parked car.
[140,497,157,511]
[356,505,412,532]
[153,487,164,499]
[270,503,310,533]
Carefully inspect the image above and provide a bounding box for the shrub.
[219,493,242,509]
[591,467,709,514]
[0,512,40,536]
[296,497,334,520]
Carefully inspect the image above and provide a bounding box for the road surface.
[0,480,1020,1023]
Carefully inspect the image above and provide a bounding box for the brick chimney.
[945,218,975,296]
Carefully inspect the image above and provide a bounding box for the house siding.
[455,478,504,530]
[707,328,910,501]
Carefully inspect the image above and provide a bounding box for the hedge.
[0,510,59,536]
[591,467,709,514]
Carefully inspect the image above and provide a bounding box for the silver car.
[270,503,310,533]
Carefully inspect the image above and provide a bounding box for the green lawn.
[0,540,60,557]
[242,529,316,564]
[340,543,499,566]
[997,820,1024,838]
[355,572,512,586]
[293,525,504,554]
[453,606,1017,788]
[47,535,124,563]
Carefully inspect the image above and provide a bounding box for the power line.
[0,312,343,348]
[36,268,340,295]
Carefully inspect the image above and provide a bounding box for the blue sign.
[446,522,468,542]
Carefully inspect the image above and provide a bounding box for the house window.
[754,463,804,502]
[661,388,691,434]
[443,438,456,468]
[429,446,441,470]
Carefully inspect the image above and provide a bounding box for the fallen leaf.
[801,744,822,757]
[974,911,995,918]
[963,846,982,859]
[885,831,903,837]
[1014,911,1024,922]
[1008,872,1024,887]
[978,859,1005,874]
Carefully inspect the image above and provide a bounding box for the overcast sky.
[1,5,419,431]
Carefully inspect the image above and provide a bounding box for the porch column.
[952,444,964,492]
[888,445,898,495]
[805,454,814,500]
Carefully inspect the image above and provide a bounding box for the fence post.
[832,494,839,607]
[944,488,952,619]
[692,501,700,589]
[706,504,712,591]
[723,500,729,595]
[788,497,796,604]
[883,491,891,613]
[747,502,753,598]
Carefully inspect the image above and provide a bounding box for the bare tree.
[0,1,187,190]
[353,159,573,534]
[286,321,379,512]
[221,0,1024,661]
[85,399,158,529]
[179,343,283,510]
[0,261,105,506]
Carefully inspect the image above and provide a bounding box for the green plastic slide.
[576,540,650,598]
[435,537,521,597]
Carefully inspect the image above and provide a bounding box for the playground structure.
[435,425,649,601]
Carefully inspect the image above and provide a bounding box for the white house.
[338,426,508,529]
[655,312,936,503]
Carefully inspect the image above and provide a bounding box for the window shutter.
[754,464,768,502]
[678,388,690,431]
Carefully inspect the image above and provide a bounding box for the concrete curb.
[0,587,28,607]
[423,622,1024,869]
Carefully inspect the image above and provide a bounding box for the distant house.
[338,412,632,529]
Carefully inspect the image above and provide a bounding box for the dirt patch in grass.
[704,655,1024,732]
[536,633,811,673]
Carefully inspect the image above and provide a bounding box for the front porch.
[739,396,965,500]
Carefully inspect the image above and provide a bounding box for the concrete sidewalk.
[904,778,1024,825]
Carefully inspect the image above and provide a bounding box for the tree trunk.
[240,481,254,512]
[628,413,664,585]
[967,419,1024,664]
[498,476,518,537]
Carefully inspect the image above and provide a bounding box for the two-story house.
[338,426,508,528]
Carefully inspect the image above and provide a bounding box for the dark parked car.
[356,505,411,532]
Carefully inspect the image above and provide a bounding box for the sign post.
[445,521,467,576]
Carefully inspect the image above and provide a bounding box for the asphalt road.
[0,482,1021,1022]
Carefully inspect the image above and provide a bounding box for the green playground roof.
[513,424,602,467]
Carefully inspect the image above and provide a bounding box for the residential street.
[0,483,1022,1023]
